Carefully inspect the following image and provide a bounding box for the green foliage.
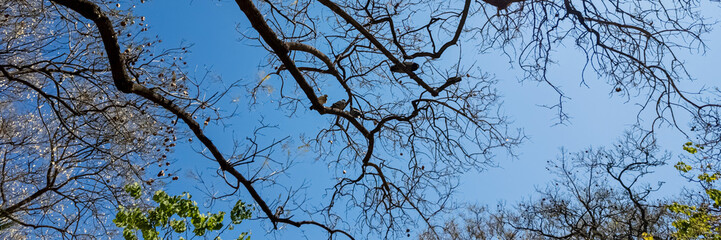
[708,189,721,207]
[668,201,719,240]
[675,161,693,173]
[683,142,704,154]
[236,232,251,240]
[669,142,721,240]
[699,173,721,184]
[125,182,143,199]
[230,201,252,225]
[114,183,252,240]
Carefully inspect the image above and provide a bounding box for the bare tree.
[420,131,675,239]
[418,204,523,240]
[0,0,211,238]
[505,132,673,239]
[3,0,719,239]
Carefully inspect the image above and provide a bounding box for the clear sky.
[133,1,721,239]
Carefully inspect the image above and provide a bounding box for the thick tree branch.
[315,0,440,96]
[407,0,472,59]
[284,41,352,100]
[49,0,354,238]
[233,0,325,110]
[49,0,133,93]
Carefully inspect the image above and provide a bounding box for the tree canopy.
[1,0,720,239]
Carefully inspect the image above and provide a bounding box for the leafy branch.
[114,183,252,240]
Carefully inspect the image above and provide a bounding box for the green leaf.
[171,220,187,233]
[683,145,698,154]
[124,182,142,199]
[140,228,159,240]
[707,189,721,207]
[237,232,251,240]
[675,162,693,173]
[123,228,138,240]
[699,172,721,183]
[231,201,252,224]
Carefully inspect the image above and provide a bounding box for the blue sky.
[133,1,721,239]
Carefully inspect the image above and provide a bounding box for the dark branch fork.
[316,0,470,97]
